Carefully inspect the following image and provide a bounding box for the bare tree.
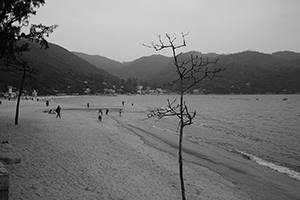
[143,33,225,200]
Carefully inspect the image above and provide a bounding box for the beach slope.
[0,99,257,199]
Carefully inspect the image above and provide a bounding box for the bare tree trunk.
[15,68,26,125]
[179,124,186,200]
[179,82,186,200]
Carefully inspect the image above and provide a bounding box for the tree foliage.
[0,0,57,125]
[0,0,58,60]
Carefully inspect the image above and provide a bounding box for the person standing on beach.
[87,103,89,108]
[122,101,124,106]
[106,109,109,115]
[98,109,103,121]
[119,109,122,117]
[56,106,61,118]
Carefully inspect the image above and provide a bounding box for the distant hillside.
[150,51,219,86]
[120,55,171,82]
[72,52,124,78]
[2,43,299,95]
[73,52,171,82]
[72,50,300,94]
[272,51,300,61]
[151,50,300,94]
[0,41,120,95]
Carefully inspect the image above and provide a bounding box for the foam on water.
[148,113,300,182]
[237,150,300,181]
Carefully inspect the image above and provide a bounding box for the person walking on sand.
[98,109,103,121]
[56,106,61,118]
[87,103,90,108]
[122,101,124,106]
[119,109,122,117]
[106,109,109,115]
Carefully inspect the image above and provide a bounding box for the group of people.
[98,108,111,121]
[53,101,126,121]
[122,101,134,107]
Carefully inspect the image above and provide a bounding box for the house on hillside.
[104,88,116,94]
[156,88,163,94]
[136,85,143,94]
[8,86,17,99]
[84,88,91,94]
[32,90,38,97]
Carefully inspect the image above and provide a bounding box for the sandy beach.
[0,97,299,199]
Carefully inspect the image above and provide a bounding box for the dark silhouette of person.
[122,101,124,106]
[106,109,109,115]
[87,103,90,108]
[98,109,103,121]
[56,106,61,118]
[46,100,49,107]
[119,109,122,117]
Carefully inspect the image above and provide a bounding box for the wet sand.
[0,97,299,199]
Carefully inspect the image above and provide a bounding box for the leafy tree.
[1,0,57,125]
[122,77,138,93]
[143,33,225,200]
[0,0,58,60]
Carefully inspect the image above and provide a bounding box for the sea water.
[55,94,300,181]
[187,95,300,181]
[139,94,300,181]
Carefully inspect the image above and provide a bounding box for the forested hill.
[72,52,124,78]
[151,51,300,94]
[0,41,120,95]
[73,52,172,83]
[73,50,300,94]
[1,41,299,95]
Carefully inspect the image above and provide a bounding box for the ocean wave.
[237,150,300,181]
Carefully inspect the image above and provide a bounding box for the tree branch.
[143,32,225,200]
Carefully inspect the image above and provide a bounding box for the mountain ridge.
[0,41,120,95]
[1,40,300,95]
[73,49,300,94]
[73,52,172,82]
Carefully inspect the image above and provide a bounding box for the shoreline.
[1,98,299,199]
[111,109,300,200]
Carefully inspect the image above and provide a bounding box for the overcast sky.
[28,0,300,62]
